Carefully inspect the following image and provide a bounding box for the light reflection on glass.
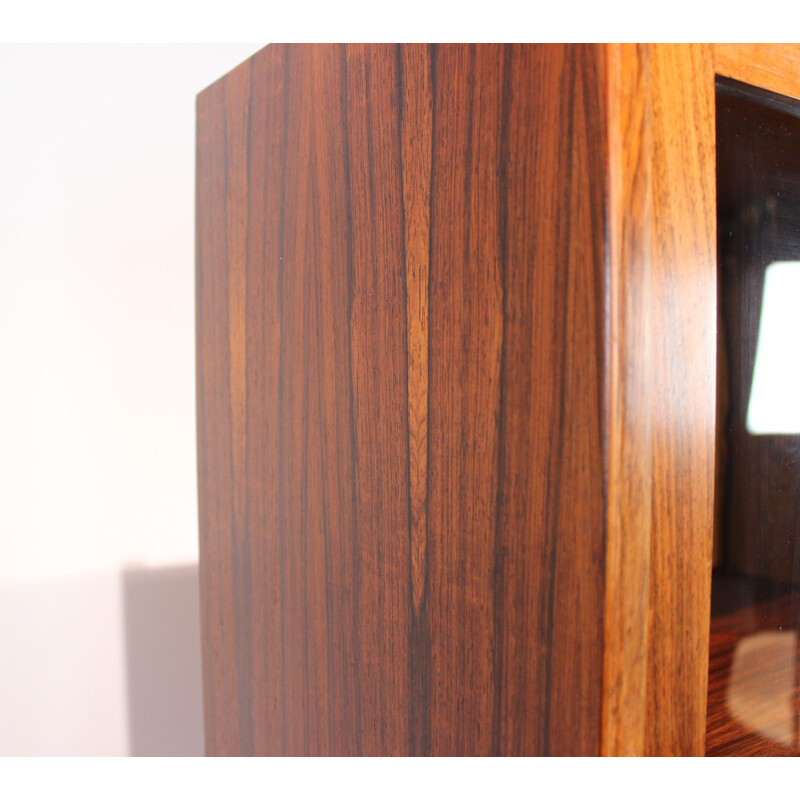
[727,630,798,748]
[747,261,800,434]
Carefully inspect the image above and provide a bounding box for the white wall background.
[0,44,263,756]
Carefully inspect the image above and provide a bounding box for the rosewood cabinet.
[196,44,800,755]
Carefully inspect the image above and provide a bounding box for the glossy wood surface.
[602,42,653,756]
[602,43,717,756]
[646,44,717,756]
[197,43,607,756]
[195,42,752,758]
[715,45,800,105]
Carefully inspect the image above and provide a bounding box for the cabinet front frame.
[603,43,800,756]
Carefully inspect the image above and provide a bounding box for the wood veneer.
[602,43,716,756]
[715,45,800,105]
[197,43,607,756]
[646,44,717,756]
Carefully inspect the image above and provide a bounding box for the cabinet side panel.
[197,42,608,755]
[646,43,716,756]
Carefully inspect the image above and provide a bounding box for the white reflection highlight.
[747,261,800,434]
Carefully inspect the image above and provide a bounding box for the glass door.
[709,76,800,756]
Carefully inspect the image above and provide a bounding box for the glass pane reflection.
[747,261,800,434]
[709,78,800,757]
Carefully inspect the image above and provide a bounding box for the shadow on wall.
[122,563,204,756]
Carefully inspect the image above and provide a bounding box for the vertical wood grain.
[487,44,607,756]
[398,44,433,754]
[399,45,432,618]
[343,43,412,756]
[425,42,505,756]
[600,43,717,757]
[420,43,607,755]
[602,42,653,757]
[197,73,238,756]
[645,43,716,756]
[197,43,615,756]
[197,42,724,757]
[223,60,252,755]
[242,46,288,756]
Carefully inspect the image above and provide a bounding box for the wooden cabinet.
[196,44,800,755]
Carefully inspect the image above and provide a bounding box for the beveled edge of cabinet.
[601,43,717,757]
[601,42,653,757]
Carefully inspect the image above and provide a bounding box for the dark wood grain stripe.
[398,42,434,756]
